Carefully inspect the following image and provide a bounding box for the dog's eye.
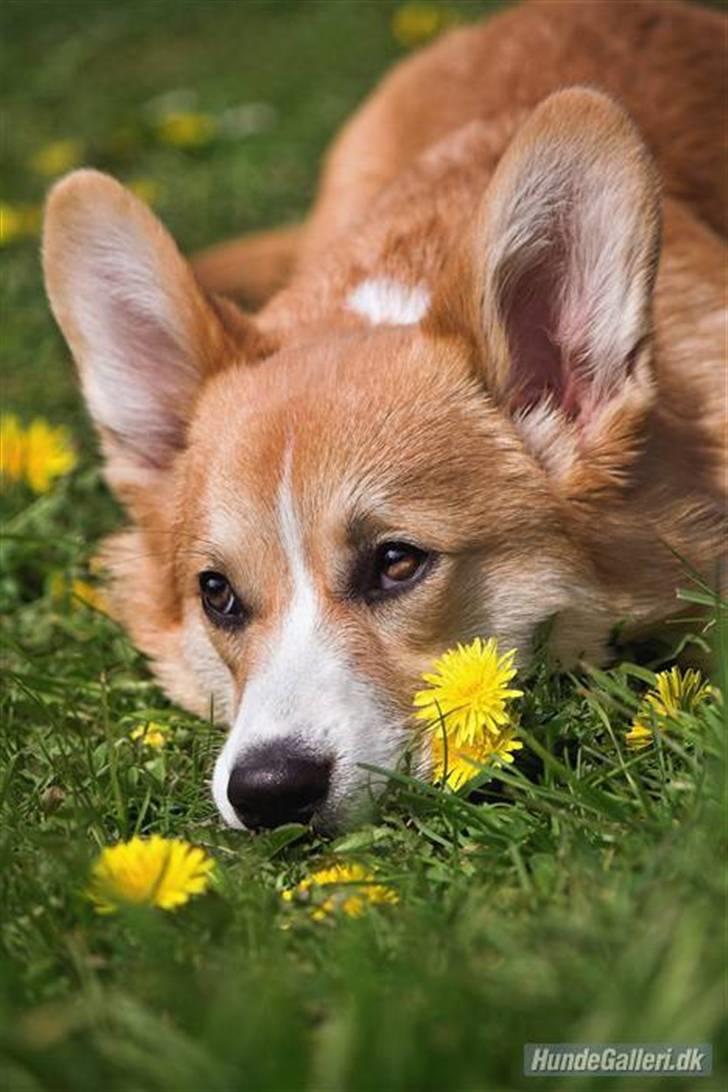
[378,543,428,587]
[198,571,246,628]
[356,541,432,601]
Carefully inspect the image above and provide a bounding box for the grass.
[1,2,726,1090]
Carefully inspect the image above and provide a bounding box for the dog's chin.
[214,800,368,838]
[308,806,346,838]
[313,783,380,836]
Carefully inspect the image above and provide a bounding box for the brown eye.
[378,544,427,587]
[352,541,433,602]
[199,571,246,629]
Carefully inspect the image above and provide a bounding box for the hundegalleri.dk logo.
[523,1043,712,1077]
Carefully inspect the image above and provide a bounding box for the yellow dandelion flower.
[127,177,162,206]
[48,571,68,603]
[626,666,714,750]
[413,637,522,744]
[24,418,77,493]
[391,3,458,49]
[70,578,108,613]
[282,862,398,921]
[0,202,41,246]
[2,416,76,493]
[0,413,25,483]
[431,723,524,791]
[87,835,214,914]
[49,573,108,614]
[624,721,653,751]
[0,204,24,248]
[156,111,217,148]
[130,722,169,749]
[650,666,713,718]
[29,138,84,177]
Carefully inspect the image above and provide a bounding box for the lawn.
[1,2,726,1090]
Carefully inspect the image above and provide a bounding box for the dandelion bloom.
[391,3,458,49]
[0,414,24,480]
[29,138,84,177]
[1,415,77,493]
[0,202,42,246]
[70,578,108,613]
[127,177,162,206]
[87,835,214,913]
[431,724,523,790]
[626,666,714,749]
[49,572,108,614]
[281,862,398,922]
[130,722,169,749]
[156,111,217,147]
[413,637,523,743]
[25,419,77,493]
[624,721,653,750]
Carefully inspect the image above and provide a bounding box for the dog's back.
[193,0,723,303]
[307,0,725,250]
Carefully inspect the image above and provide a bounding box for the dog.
[43,0,726,833]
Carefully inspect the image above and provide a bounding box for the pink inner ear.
[76,247,198,469]
[503,248,590,421]
[109,301,189,463]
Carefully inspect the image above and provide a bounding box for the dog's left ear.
[434,88,661,487]
[43,170,269,503]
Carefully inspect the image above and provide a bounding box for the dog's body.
[44,0,726,832]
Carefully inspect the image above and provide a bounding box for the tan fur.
[192,223,303,307]
[42,0,726,825]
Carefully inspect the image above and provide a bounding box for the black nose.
[227,744,332,830]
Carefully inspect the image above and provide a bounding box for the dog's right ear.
[43,170,265,498]
[428,89,661,490]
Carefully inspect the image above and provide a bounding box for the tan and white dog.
[43,0,726,832]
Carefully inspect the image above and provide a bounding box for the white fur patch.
[482,558,609,668]
[346,277,429,326]
[182,612,235,722]
[212,451,406,829]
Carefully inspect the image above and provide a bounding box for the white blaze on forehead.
[212,445,405,829]
[346,277,430,326]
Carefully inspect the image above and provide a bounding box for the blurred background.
[1,0,497,433]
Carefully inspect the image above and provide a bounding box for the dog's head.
[43,90,661,831]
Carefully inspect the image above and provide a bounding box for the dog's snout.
[227,744,331,830]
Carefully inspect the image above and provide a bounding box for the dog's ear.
[433,89,661,487]
[43,170,264,497]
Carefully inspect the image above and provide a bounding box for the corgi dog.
[43,0,726,833]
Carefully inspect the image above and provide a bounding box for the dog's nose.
[227,744,331,830]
